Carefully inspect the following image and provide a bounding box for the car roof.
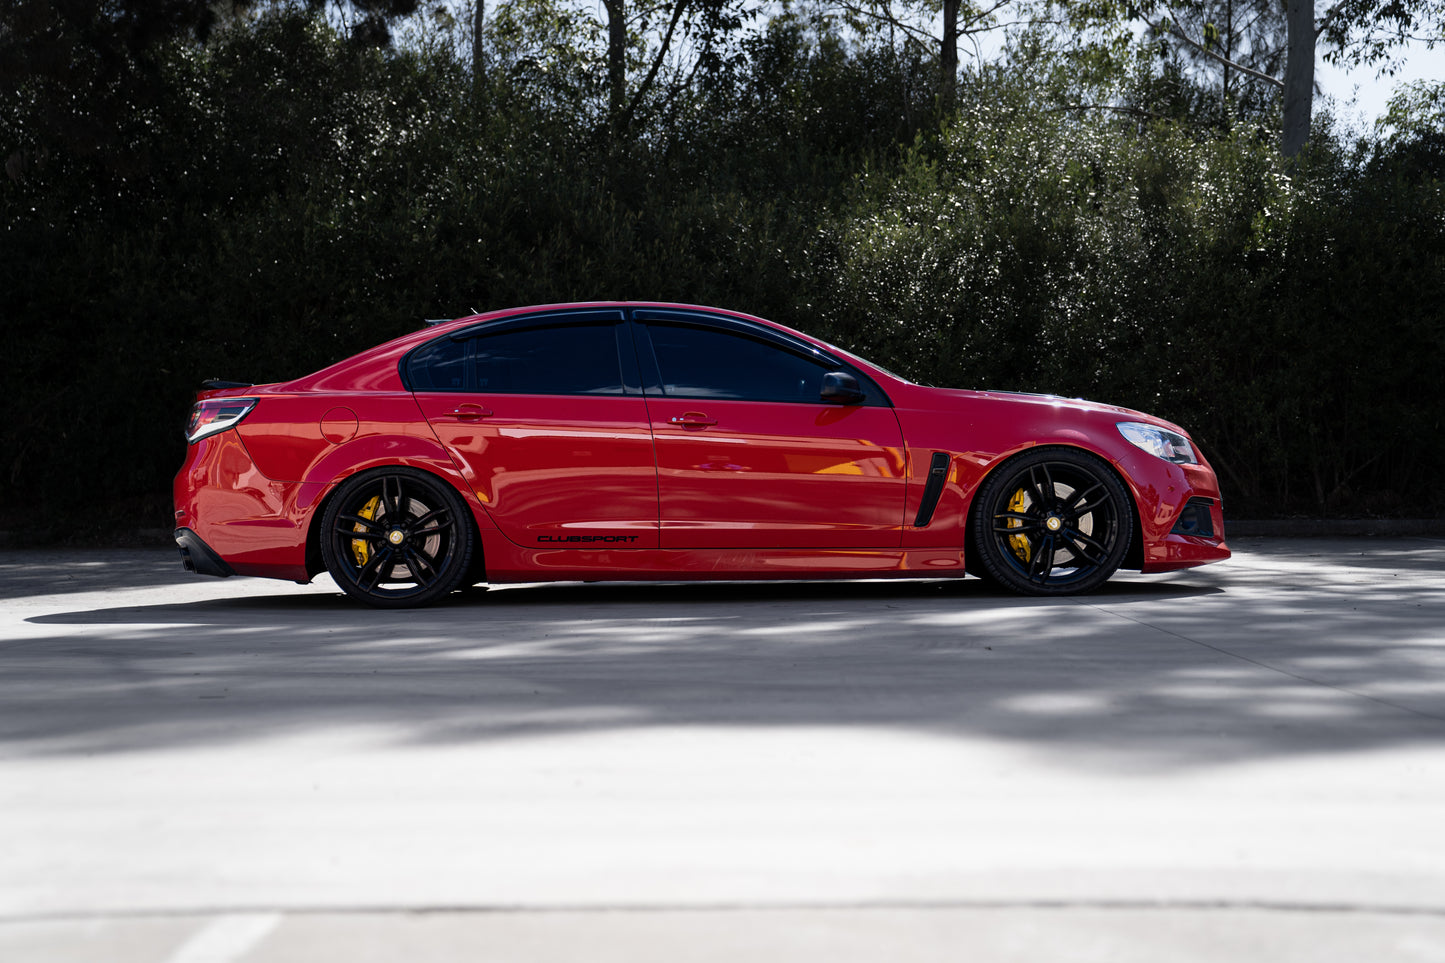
[287,302,872,394]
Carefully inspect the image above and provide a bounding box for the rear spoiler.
[425,309,476,327]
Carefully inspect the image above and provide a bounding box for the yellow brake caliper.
[1007,487,1032,563]
[351,495,381,567]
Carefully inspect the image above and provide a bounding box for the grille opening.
[1170,498,1216,538]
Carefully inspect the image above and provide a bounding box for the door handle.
[446,406,493,420]
[669,413,717,427]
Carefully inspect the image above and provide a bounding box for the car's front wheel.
[320,467,474,607]
[970,448,1131,595]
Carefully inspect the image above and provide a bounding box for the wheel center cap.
[387,529,406,545]
[1045,516,1063,532]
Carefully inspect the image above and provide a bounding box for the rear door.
[409,310,659,549]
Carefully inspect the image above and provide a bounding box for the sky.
[1310,38,1443,131]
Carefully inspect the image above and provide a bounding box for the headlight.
[186,398,258,444]
[1117,422,1197,464]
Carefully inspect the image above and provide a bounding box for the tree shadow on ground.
[4,542,1444,773]
[0,549,194,601]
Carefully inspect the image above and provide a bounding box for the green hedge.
[2,10,1442,541]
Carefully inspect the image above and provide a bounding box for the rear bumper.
[173,430,313,581]
[173,527,235,578]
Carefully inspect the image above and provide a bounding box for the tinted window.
[409,323,624,395]
[646,324,830,402]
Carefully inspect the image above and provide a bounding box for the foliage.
[1317,0,1445,70]
[0,0,425,183]
[1,6,1443,541]
[1381,79,1445,140]
[806,92,1445,514]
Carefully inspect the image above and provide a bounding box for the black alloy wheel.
[970,448,1131,596]
[320,467,474,607]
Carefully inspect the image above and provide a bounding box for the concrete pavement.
[2,539,1444,960]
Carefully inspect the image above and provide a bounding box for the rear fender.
[297,434,497,579]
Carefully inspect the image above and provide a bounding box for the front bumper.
[1141,494,1230,573]
[1114,448,1230,573]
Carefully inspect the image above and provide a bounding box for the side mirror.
[820,371,866,405]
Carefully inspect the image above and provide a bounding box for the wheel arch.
[303,462,487,583]
[962,442,1144,575]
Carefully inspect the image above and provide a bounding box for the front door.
[635,315,907,550]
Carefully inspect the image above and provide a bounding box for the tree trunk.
[1281,0,1315,157]
[471,0,486,87]
[605,0,627,137]
[1222,0,1232,117]
[941,0,960,111]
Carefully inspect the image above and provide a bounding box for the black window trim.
[627,308,893,407]
[444,308,628,342]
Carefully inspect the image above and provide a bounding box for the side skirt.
[477,532,966,583]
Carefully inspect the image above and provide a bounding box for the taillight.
[186,398,258,444]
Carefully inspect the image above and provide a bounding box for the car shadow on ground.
[23,575,1224,624]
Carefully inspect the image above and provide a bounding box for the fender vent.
[913,452,951,527]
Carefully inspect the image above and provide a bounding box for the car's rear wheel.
[970,448,1131,596]
[320,468,474,607]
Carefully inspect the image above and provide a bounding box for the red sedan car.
[174,302,1229,606]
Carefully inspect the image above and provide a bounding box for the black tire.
[969,448,1131,596]
[319,467,474,608]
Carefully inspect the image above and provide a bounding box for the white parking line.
[164,914,281,963]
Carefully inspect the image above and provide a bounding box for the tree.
[1150,0,1288,120]
[597,0,754,137]
[832,0,1015,107]
[1055,0,1445,155]
[1379,77,1445,139]
[471,0,751,139]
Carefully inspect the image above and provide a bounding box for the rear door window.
[408,321,626,395]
